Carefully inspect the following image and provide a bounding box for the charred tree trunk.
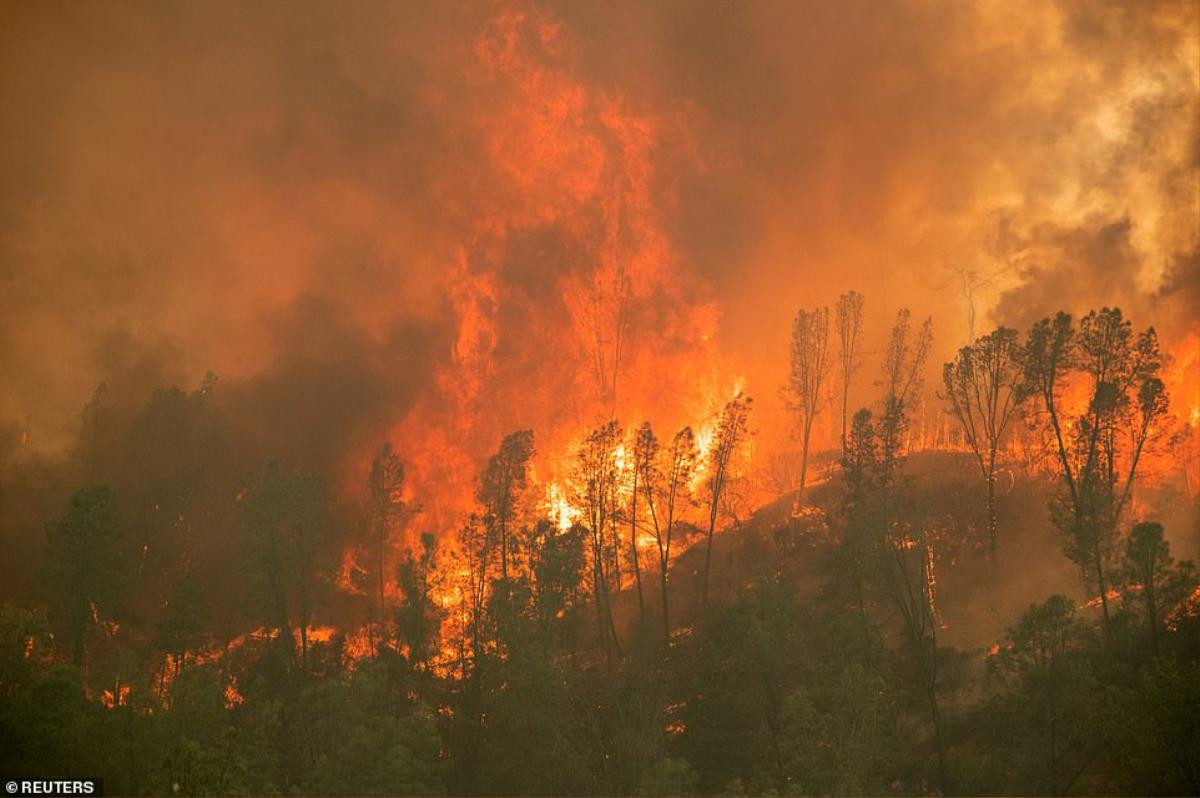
[1093,527,1111,633]
[986,452,998,561]
[798,418,813,505]
[500,521,507,582]
[629,481,644,618]
[702,504,719,608]
[660,564,670,645]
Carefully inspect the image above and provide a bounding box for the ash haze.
[3,1,1196,464]
[1,3,1199,796]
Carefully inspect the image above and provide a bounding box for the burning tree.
[1020,308,1170,631]
[701,394,753,607]
[155,566,209,679]
[395,532,446,672]
[575,420,625,667]
[628,425,651,618]
[366,443,406,656]
[583,264,632,417]
[785,306,832,504]
[478,429,535,582]
[941,326,1023,559]
[44,485,123,667]
[1117,522,1197,658]
[458,513,492,671]
[835,291,866,454]
[528,518,587,650]
[240,461,326,668]
[635,422,698,643]
[880,309,933,484]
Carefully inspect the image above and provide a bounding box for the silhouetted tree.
[76,382,109,485]
[154,567,209,680]
[785,306,831,504]
[457,513,492,670]
[880,309,932,485]
[529,519,586,650]
[1021,309,1169,631]
[942,326,1023,558]
[44,486,123,667]
[628,425,651,618]
[366,443,405,655]
[395,532,445,671]
[478,430,534,582]
[122,372,222,609]
[241,461,326,667]
[835,291,866,454]
[840,405,947,792]
[584,263,632,415]
[1118,521,1198,658]
[701,394,752,607]
[575,420,624,667]
[636,423,697,643]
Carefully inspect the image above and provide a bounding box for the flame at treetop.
[345,4,739,598]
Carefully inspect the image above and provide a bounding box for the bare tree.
[943,264,1009,344]
[636,423,697,643]
[880,309,933,486]
[941,327,1023,559]
[78,382,109,485]
[585,264,632,417]
[785,306,832,504]
[836,291,866,453]
[478,429,535,582]
[701,394,752,607]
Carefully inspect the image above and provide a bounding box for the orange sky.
[1,1,1196,511]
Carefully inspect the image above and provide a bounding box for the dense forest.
[2,299,1197,796]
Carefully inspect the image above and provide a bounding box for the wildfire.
[545,481,580,532]
[341,626,375,664]
[223,677,244,709]
[100,685,130,709]
[1166,584,1200,632]
[1082,589,1124,610]
[336,549,368,596]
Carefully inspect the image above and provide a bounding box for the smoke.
[1,0,1196,529]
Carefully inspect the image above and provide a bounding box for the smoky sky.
[1,0,1196,483]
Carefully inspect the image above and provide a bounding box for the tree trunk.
[986,459,998,561]
[593,554,611,670]
[377,525,386,657]
[1049,689,1059,796]
[702,507,718,607]
[1146,569,1159,656]
[660,564,670,646]
[630,487,644,617]
[1095,533,1111,632]
[798,419,813,506]
[500,519,508,582]
[927,681,948,796]
[841,378,850,455]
